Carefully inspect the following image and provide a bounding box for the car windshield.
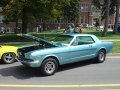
[54,35,73,46]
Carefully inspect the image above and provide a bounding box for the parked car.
[0,45,18,64]
[17,34,113,76]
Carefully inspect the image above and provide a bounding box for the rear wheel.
[40,58,58,76]
[95,49,106,63]
[2,53,16,64]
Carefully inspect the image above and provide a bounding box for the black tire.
[95,49,106,63]
[2,53,16,64]
[40,58,58,76]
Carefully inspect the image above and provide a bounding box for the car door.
[67,36,96,63]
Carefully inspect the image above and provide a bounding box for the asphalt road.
[0,56,120,90]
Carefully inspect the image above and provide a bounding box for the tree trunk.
[22,19,27,34]
[113,0,120,34]
[102,0,110,37]
[21,8,27,34]
[14,19,18,34]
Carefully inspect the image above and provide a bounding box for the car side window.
[72,36,95,46]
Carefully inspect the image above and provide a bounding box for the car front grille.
[17,57,34,62]
[17,49,25,57]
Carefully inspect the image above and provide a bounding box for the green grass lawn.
[0,28,120,53]
[83,28,120,40]
[112,41,120,53]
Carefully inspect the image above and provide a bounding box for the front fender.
[0,46,18,59]
[41,54,60,64]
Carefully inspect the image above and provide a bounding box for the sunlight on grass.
[112,41,120,53]
[0,28,120,53]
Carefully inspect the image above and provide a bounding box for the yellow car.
[0,45,18,64]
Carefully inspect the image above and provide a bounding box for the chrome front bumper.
[17,57,40,67]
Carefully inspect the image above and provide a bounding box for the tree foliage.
[92,0,120,35]
[62,0,80,24]
[0,0,10,7]
[92,0,101,9]
[1,0,79,33]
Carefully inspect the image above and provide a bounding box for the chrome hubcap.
[45,61,55,74]
[3,53,14,63]
[99,52,105,61]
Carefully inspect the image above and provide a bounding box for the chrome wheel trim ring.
[3,53,14,63]
[44,61,56,74]
[99,52,105,62]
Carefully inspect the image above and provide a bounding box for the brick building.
[78,0,117,28]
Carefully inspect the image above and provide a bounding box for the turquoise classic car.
[17,34,113,76]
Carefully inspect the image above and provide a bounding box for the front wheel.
[2,53,16,64]
[95,49,106,63]
[40,58,58,76]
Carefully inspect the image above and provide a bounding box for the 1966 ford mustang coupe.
[17,34,113,76]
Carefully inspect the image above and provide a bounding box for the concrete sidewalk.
[108,53,120,56]
[107,54,120,58]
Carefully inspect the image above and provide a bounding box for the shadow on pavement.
[58,60,93,72]
[0,60,94,79]
[0,62,42,79]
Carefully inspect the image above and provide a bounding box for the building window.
[81,16,84,23]
[81,16,88,24]
[91,5,100,16]
[109,20,112,24]
[119,17,120,21]
[0,7,3,12]
[18,19,22,23]
[0,16,4,23]
[119,7,120,14]
[85,17,87,23]
[80,3,89,12]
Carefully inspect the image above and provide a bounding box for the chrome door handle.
[89,45,92,47]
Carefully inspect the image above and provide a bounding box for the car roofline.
[62,34,95,37]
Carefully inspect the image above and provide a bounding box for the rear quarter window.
[77,36,95,45]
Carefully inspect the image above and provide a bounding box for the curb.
[107,53,120,56]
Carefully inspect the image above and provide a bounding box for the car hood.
[22,34,42,42]
[0,45,18,49]
[22,34,68,47]
[17,34,58,55]
[22,34,58,46]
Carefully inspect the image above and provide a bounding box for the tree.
[3,0,20,33]
[101,0,120,34]
[102,0,110,36]
[62,0,81,25]
[2,0,74,33]
[92,0,101,9]
[0,0,10,7]
[92,0,110,36]
[113,0,120,34]
[92,0,120,35]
